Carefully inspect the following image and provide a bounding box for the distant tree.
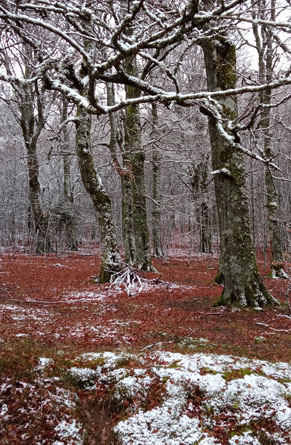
[188,155,212,254]
[56,97,79,251]
[151,103,164,258]
[0,41,54,253]
[251,0,287,278]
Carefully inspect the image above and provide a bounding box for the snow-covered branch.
[0,10,92,63]
[199,97,281,170]
[104,78,291,113]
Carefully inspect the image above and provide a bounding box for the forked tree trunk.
[202,37,278,307]
[5,45,51,253]
[75,106,122,283]
[106,82,137,265]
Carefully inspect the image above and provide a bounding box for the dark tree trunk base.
[214,271,279,308]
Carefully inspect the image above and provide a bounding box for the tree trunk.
[123,55,153,271]
[61,98,78,251]
[19,83,51,254]
[252,0,286,278]
[189,158,212,254]
[201,37,278,307]
[26,141,50,253]
[106,82,137,265]
[151,104,164,258]
[75,106,122,283]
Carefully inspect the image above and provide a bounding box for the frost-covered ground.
[65,349,291,444]
[0,376,83,444]
[1,253,291,443]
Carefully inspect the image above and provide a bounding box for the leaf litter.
[0,250,291,443]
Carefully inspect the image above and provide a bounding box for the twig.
[0,288,65,305]
[256,321,290,333]
[0,297,65,305]
[198,311,224,315]
[269,327,291,333]
[110,267,143,295]
[256,322,269,328]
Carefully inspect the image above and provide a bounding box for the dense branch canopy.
[0,0,290,166]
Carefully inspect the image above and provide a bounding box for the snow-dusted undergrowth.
[0,377,83,444]
[66,350,291,444]
[1,350,291,443]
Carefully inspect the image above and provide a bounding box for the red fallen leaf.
[152,429,159,433]
[123,399,130,407]
[84,409,91,419]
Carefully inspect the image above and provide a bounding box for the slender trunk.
[252,0,285,277]
[200,198,212,254]
[189,159,212,254]
[201,36,278,307]
[26,140,50,253]
[122,175,136,264]
[260,1,285,277]
[151,104,164,258]
[75,106,122,282]
[19,82,50,253]
[61,98,78,251]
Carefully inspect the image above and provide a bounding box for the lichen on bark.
[75,106,122,283]
[201,36,278,307]
[122,54,153,271]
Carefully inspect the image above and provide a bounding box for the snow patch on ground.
[0,304,50,322]
[62,290,110,303]
[36,357,54,372]
[73,350,291,444]
[0,379,83,444]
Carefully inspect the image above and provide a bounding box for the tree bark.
[252,0,286,278]
[60,98,78,251]
[189,157,212,254]
[123,55,153,270]
[151,104,164,258]
[201,37,278,307]
[19,80,51,254]
[75,106,122,283]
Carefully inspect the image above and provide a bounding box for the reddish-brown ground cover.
[1,249,291,444]
[0,249,290,362]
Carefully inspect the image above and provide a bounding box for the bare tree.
[251,0,288,278]
[0,40,54,253]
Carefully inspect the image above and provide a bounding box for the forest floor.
[0,247,291,444]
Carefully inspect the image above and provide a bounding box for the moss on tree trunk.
[202,37,278,307]
[122,55,153,271]
[76,107,122,283]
